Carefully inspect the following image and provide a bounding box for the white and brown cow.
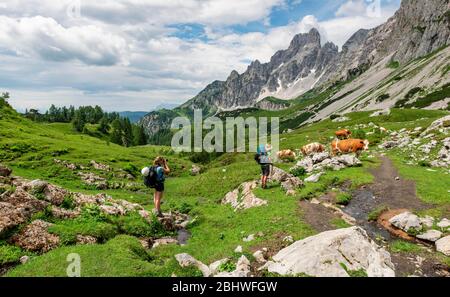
[301,143,326,156]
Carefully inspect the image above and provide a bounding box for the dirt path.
[299,155,449,276]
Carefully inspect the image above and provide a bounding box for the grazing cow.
[335,129,352,139]
[277,149,296,161]
[301,143,326,156]
[331,139,370,156]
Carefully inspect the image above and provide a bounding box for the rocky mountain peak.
[289,28,321,50]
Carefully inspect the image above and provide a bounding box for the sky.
[0,0,401,112]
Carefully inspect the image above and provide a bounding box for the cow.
[331,139,370,157]
[301,143,326,156]
[277,149,296,161]
[335,129,352,139]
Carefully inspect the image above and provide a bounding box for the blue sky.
[0,0,401,112]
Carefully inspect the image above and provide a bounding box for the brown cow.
[331,139,370,156]
[335,129,352,139]
[301,142,325,156]
[277,149,296,161]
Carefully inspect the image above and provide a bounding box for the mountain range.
[141,0,450,142]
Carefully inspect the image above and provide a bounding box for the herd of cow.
[277,129,372,161]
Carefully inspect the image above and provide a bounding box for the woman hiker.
[152,156,170,217]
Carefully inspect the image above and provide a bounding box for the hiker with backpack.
[255,144,273,189]
[142,156,170,217]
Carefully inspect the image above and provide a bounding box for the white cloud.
[0,16,129,66]
[336,0,368,17]
[0,0,400,111]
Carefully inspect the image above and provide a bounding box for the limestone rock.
[435,236,450,256]
[175,253,211,277]
[253,250,267,264]
[222,181,268,211]
[265,227,395,277]
[389,212,422,232]
[281,177,304,192]
[305,173,323,183]
[76,235,97,245]
[437,218,450,229]
[209,258,229,276]
[416,230,442,242]
[11,220,60,253]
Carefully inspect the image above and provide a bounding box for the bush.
[330,114,341,120]
[418,160,431,167]
[123,163,139,177]
[290,166,307,177]
[177,202,193,214]
[387,61,400,69]
[0,245,24,265]
[218,261,236,273]
[336,192,352,205]
[61,195,76,210]
[352,129,366,140]
[376,94,390,102]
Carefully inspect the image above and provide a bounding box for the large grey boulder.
[435,236,450,256]
[264,227,395,277]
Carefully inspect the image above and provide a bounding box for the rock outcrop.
[263,227,395,277]
[222,181,268,211]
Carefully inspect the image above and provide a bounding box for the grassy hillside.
[1,102,449,277]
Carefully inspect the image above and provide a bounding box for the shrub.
[177,202,193,214]
[290,166,307,177]
[330,114,341,120]
[387,61,400,69]
[418,160,431,167]
[336,192,352,205]
[376,94,390,102]
[0,245,24,265]
[218,261,236,273]
[61,195,76,210]
[123,163,139,177]
[352,129,366,140]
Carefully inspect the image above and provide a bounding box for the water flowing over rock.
[264,227,395,277]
